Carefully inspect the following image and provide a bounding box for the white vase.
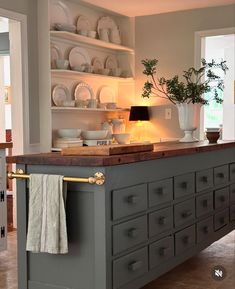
[176,103,202,142]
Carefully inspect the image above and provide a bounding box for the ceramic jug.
[111,118,125,134]
[99,28,110,42]
[101,120,113,139]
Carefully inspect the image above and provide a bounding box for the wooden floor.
[0,231,234,289]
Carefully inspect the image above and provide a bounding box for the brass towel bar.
[7,169,105,186]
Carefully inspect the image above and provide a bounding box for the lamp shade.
[129,106,150,121]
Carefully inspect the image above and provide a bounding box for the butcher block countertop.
[8,141,235,167]
[0,142,12,149]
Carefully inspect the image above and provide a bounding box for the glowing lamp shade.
[129,106,150,121]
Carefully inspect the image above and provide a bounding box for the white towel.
[26,174,68,254]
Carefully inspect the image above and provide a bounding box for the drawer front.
[214,209,229,231]
[196,169,213,192]
[174,198,195,227]
[149,207,173,237]
[112,184,147,220]
[113,216,148,255]
[196,191,213,218]
[149,236,174,269]
[175,225,195,255]
[214,187,229,210]
[196,216,213,243]
[230,205,235,221]
[230,184,235,203]
[113,247,148,289]
[149,178,173,207]
[174,173,195,199]
[230,163,235,182]
[214,165,229,186]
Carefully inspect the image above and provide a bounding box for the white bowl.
[114,133,130,144]
[57,128,81,138]
[82,130,108,140]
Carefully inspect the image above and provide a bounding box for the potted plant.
[142,58,228,142]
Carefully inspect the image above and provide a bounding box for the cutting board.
[61,143,154,156]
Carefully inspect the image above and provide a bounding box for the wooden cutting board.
[61,143,154,156]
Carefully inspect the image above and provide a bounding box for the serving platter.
[69,47,91,69]
[97,16,118,38]
[98,85,116,103]
[50,0,72,29]
[50,44,62,69]
[92,57,104,73]
[74,82,94,102]
[76,15,91,31]
[52,84,70,106]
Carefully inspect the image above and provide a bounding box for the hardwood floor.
[0,231,234,289]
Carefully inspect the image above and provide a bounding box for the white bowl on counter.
[114,133,130,144]
[82,130,108,140]
[57,128,82,138]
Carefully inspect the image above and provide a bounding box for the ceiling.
[82,0,235,17]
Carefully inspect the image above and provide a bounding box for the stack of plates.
[53,138,83,148]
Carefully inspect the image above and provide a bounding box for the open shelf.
[51,69,134,82]
[51,107,130,112]
[50,31,135,53]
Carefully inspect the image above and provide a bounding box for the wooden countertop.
[0,142,13,149]
[7,141,235,167]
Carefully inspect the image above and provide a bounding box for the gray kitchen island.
[10,141,235,289]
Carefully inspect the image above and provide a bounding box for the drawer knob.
[128,260,142,272]
[202,199,208,208]
[203,226,209,233]
[201,176,208,183]
[127,228,138,238]
[220,196,226,202]
[217,172,225,179]
[182,236,189,244]
[181,182,188,189]
[156,187,164,195]
[182,210,192,218]
[127,195,139,204]
[158,216,166,225]
[231,168,235,173]
[219,217,225,224]
[159,246,169,256]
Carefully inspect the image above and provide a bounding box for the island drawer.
[230,163,235,182]
[230,184,235,203]
[196,168,213,192]
[149,206,173,237]
[113,215,148,255]
[148,178,173,207]
[214,187,229,210]
[214,208,229,231]
[196,216,213,243]
[174,173,195,199]
[149,235,174,269]
[230,205,235,221]
[196,191,213,218]
[112,184,147,220]
[175,225,195,255]
[174,198,195,227]
[113,247,148,289]
[214,165,229,186]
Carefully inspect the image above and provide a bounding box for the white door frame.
[0,7,30,155]
[194,27,235,140]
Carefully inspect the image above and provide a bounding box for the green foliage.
[141,58,228,105]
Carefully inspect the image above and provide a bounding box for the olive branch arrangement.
[142,58,228,105]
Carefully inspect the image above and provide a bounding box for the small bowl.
[98,68,110,75]
[114,133,130,144]
[57,128,81,138]
[82,130,108,140]
[206,131,220,143]
[61,100,75,107]
[56,59,69,70]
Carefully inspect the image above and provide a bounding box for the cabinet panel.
[196,168,213,192]
[214,187,229,210]
[148,178,173,207]
[230,184,235,203]
[214,209,229,231]
[174,198,195,227]
[214,165,229,186]
[196,191,213,218]
[196,216,213,243]
[230,163,235,182]
[174,173,195,199]
[149,206,173,237]
[230,205,235,221]
[175,225,195,255]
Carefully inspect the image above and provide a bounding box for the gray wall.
[0,0,40,144]
[135,4,235,140]
[0,32,9,54]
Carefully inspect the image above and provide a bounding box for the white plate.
[69,47,91,69]
[92,57,104,73]
[77,15,91,31]
[98,86,116,103]
[97,16,118,37]
[74,82,94,102]
[52,84,70,106]
[50,0,72,30]
[51,44,62,69]
[105,56,118,70]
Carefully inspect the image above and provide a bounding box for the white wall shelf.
[51,69,134,82]
[51,107,130,112]
[50,31,134,54]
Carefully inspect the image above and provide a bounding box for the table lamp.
[129,106,150,142]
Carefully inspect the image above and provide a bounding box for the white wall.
[135,4,235,140]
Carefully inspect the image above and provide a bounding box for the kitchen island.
[10,141,235,289]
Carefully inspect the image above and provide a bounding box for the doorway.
[195,28,235,140]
